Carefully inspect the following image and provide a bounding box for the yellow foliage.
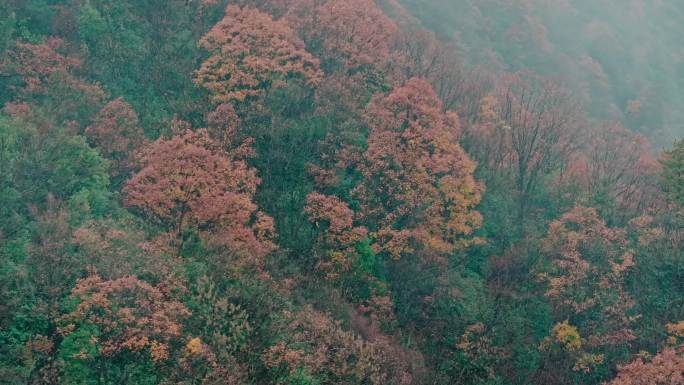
[185,337,205,355]
[150,341,170,362]
[573,352,604,373]
[553,321,582,351]
[478,96,498,122]
[666,321,684,338]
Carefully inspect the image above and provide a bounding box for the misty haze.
[0,1,682,384]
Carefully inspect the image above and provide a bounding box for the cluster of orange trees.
[0,1,682,384]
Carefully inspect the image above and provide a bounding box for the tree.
[57,274,191,384]
[71,217,186,283]
[195,5,322,104]
[537,319,606,378]
[285,0,399,71]
[84,97,144,177]
[607,347,684,385]
[660,139,684,207]
[27,195,78,308]
[565,122,661,213]
[391,28,493,114]
[123,128,275,260]
[538,207,636,373]
[304,192,368,278]
[606,321,684,385]
[533,207,640,383]
[206,103,243,151]
[3,37,106,125]
[355,78,483,264]
[6,37,82,96]
[469,72,582,231]
[264,306,414,385]
[25,131,111,217]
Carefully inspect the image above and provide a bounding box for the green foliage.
[0,0,15,58]
[661,139,684,206]
[0,116,27,234]
[58,323,100,385]
[355,237,384,279]
[77,3,108,46]
[0,300,51,384]
[37,132,111,215]
[250,88,326,254]
[0,116,110,219]
[0,1,681,384]
[75,0,207,136]
[284,367,322,385]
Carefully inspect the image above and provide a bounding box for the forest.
[0,0,683,384]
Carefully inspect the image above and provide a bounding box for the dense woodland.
[0,0,683,384]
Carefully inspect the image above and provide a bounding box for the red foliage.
[7,37,82,95]
[85,98,145,176]
[285,0,398,69]
[305,193,361,242]
[607,347,684,385]
[195,5,322,103]
[468,72,582,209]
[540,207,636,347]
[355,78,483,263]
[123,129,275,260]
[304,192,367,277]
[5,37,105,103]
[207,103,240,145]
[607,322,684,385]
[264,306,414,384]
[565,122,662,211]
[59,274,190,362]
[206,103,257,159]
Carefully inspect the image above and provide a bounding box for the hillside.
[0,1,683,384]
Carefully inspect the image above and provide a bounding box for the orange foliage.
[264,306,414,384]
[355,78,483,263]
[539,320,606,373]
[123,128,275,260]
[195,5,322,103]
[304,192,367,277]
[455,322,506,381]
[286,0,398,69]
[540,207,636,347]
[7,37,82,95]
[607,347,684,385]
[59,275,190,361]
[5,37,106,106]
[605,320,684,384]
[565,122,662,211]
[85,98,144,176]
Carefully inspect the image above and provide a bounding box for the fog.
[400,0,684,148]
